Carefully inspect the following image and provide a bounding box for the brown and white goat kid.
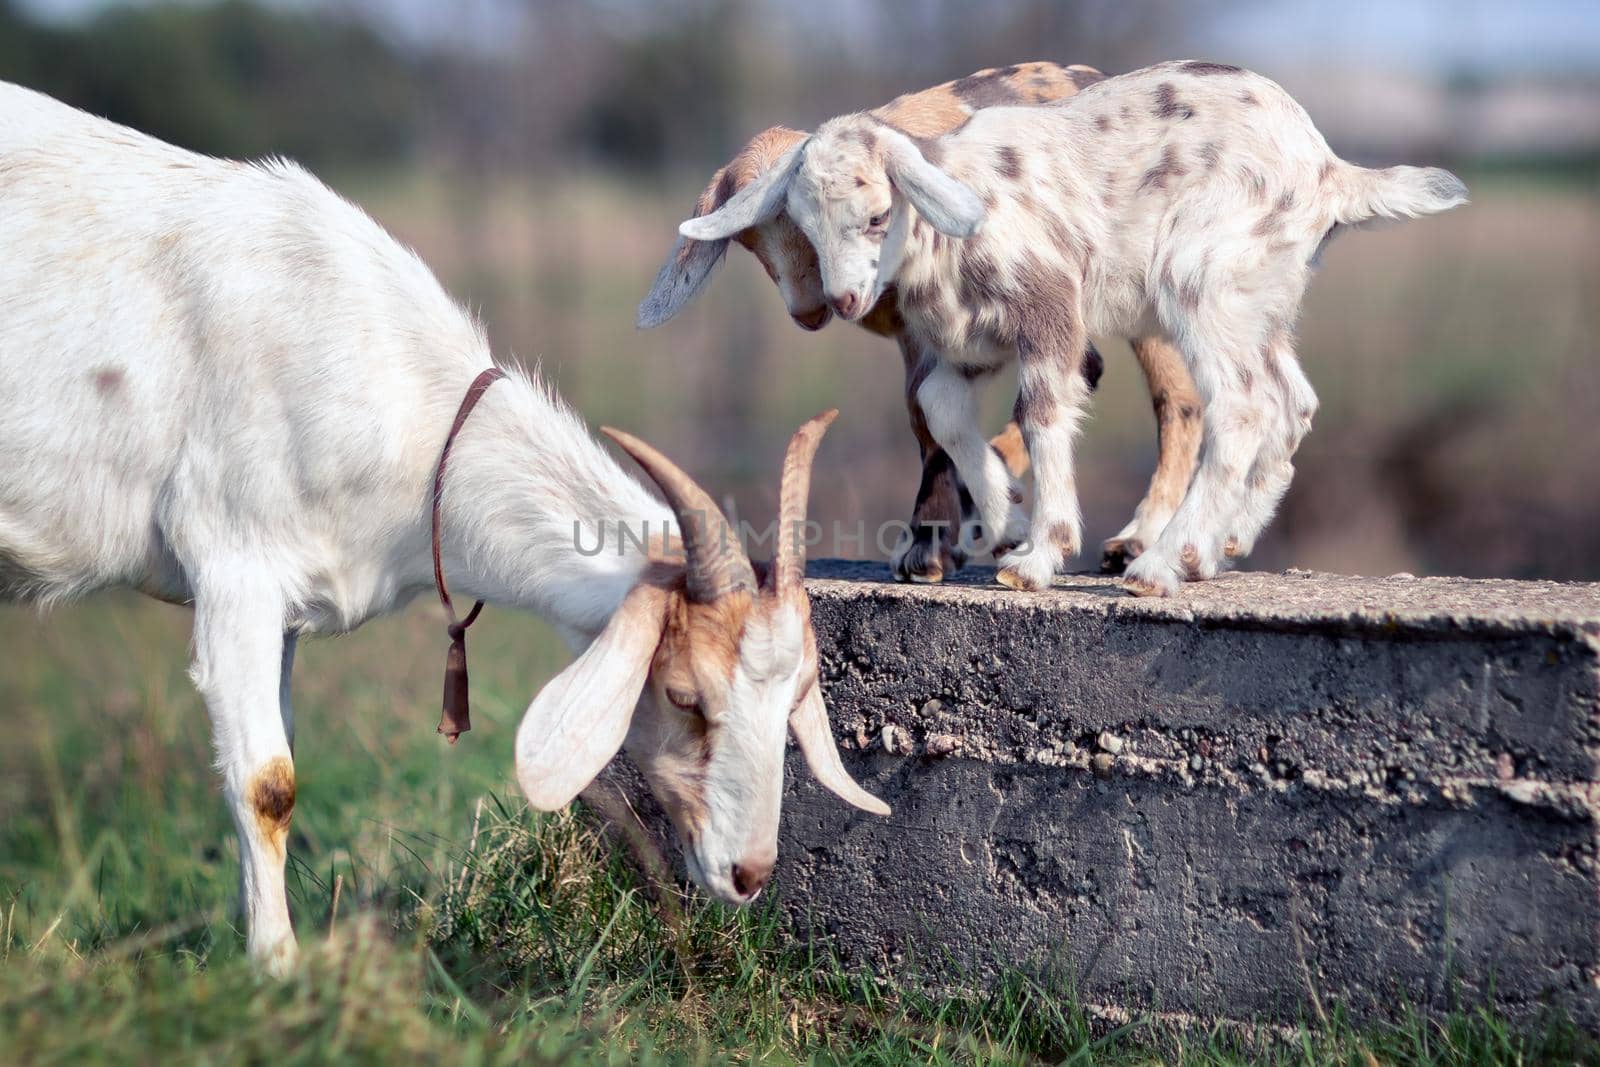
[641,62,1204,582]
[681,61,1468,595]
[0,81,885,975]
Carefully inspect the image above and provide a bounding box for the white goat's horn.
[602,427,755,603]
[791,683,890,815]
[769,409,838,597]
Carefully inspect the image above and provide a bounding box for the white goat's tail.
[1329,163,1469,227]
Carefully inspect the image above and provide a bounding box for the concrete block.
[775,562,1600,1026]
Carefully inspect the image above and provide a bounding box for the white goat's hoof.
[251,934,299,979]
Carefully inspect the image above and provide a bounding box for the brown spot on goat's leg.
[250,756,296,859]
[1102,336,1202,572]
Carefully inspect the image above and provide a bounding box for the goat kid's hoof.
[996,551,1053,592]
[890,532,965,584]
[1122,554,1182,598]
[1122,576,1171,598]
[1100,537,1144,574]
[996,565,1042,591]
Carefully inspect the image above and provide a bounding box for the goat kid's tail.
[1328,163,1468,228]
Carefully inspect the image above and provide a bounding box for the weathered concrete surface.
[776,561,1600,1027]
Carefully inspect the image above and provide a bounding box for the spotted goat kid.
[681,60,1468,595]
[641,61,1203,583]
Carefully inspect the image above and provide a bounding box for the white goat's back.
[0,81,487,611]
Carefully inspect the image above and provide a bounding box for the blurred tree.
[0,0,417,168]
[572,0,746,172]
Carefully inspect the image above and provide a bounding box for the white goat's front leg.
[916,361,1027,561]
[189,573,298,975]
[997,309,1092,592]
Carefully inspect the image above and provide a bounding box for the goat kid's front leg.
[1101,335,1202,573]
[189,573,299,975]
[998,320,1093,592]
[892,340,965,582]
[917,362,1028,567]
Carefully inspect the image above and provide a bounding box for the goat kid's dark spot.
[1139,145,1189,193]
[1154,83,1196,120]
[953,69,1023,108]
[997,146,1024,181]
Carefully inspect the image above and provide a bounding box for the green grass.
[3,596,1597,1065]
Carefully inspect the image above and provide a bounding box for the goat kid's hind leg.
[917,362,1028,567]
[1124,325,1271,597]
[1225,334,1318,561]
[998,326,1094,592]
[1102,336,1202,573]
[189,571,298,974]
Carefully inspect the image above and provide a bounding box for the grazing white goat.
[0,81,886,975]
[682,60,1468,596]
[641,61,1203,581]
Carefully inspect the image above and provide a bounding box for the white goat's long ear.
[678,142,806,241]
[791,683,890,816]
[515,581,667,810]
[636,234,728,328]
[881,129,986,239]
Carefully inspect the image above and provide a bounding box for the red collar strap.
[430,366,507,743]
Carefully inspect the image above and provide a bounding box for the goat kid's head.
[638,127,834,333]
[678,117,986,324]
[512,411,887,904]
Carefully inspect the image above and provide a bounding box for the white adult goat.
[0,81,886,975]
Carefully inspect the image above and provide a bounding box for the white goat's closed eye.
[678,142,809,242]
[881,128,986,239]
[666,688,700,711]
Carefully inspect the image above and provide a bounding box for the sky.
[17,0,1600,75]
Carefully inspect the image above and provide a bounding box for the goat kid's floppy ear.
[514,581,667,810]
[881,129,986,239]
[791,683,891,816]
[636,233,728,329]
[677,142,807,242]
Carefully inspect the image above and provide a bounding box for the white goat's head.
[512,412,887,904]
[638,126,835,332]
[677,116,985,324]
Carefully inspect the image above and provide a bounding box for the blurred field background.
[2,0,1598,1061]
